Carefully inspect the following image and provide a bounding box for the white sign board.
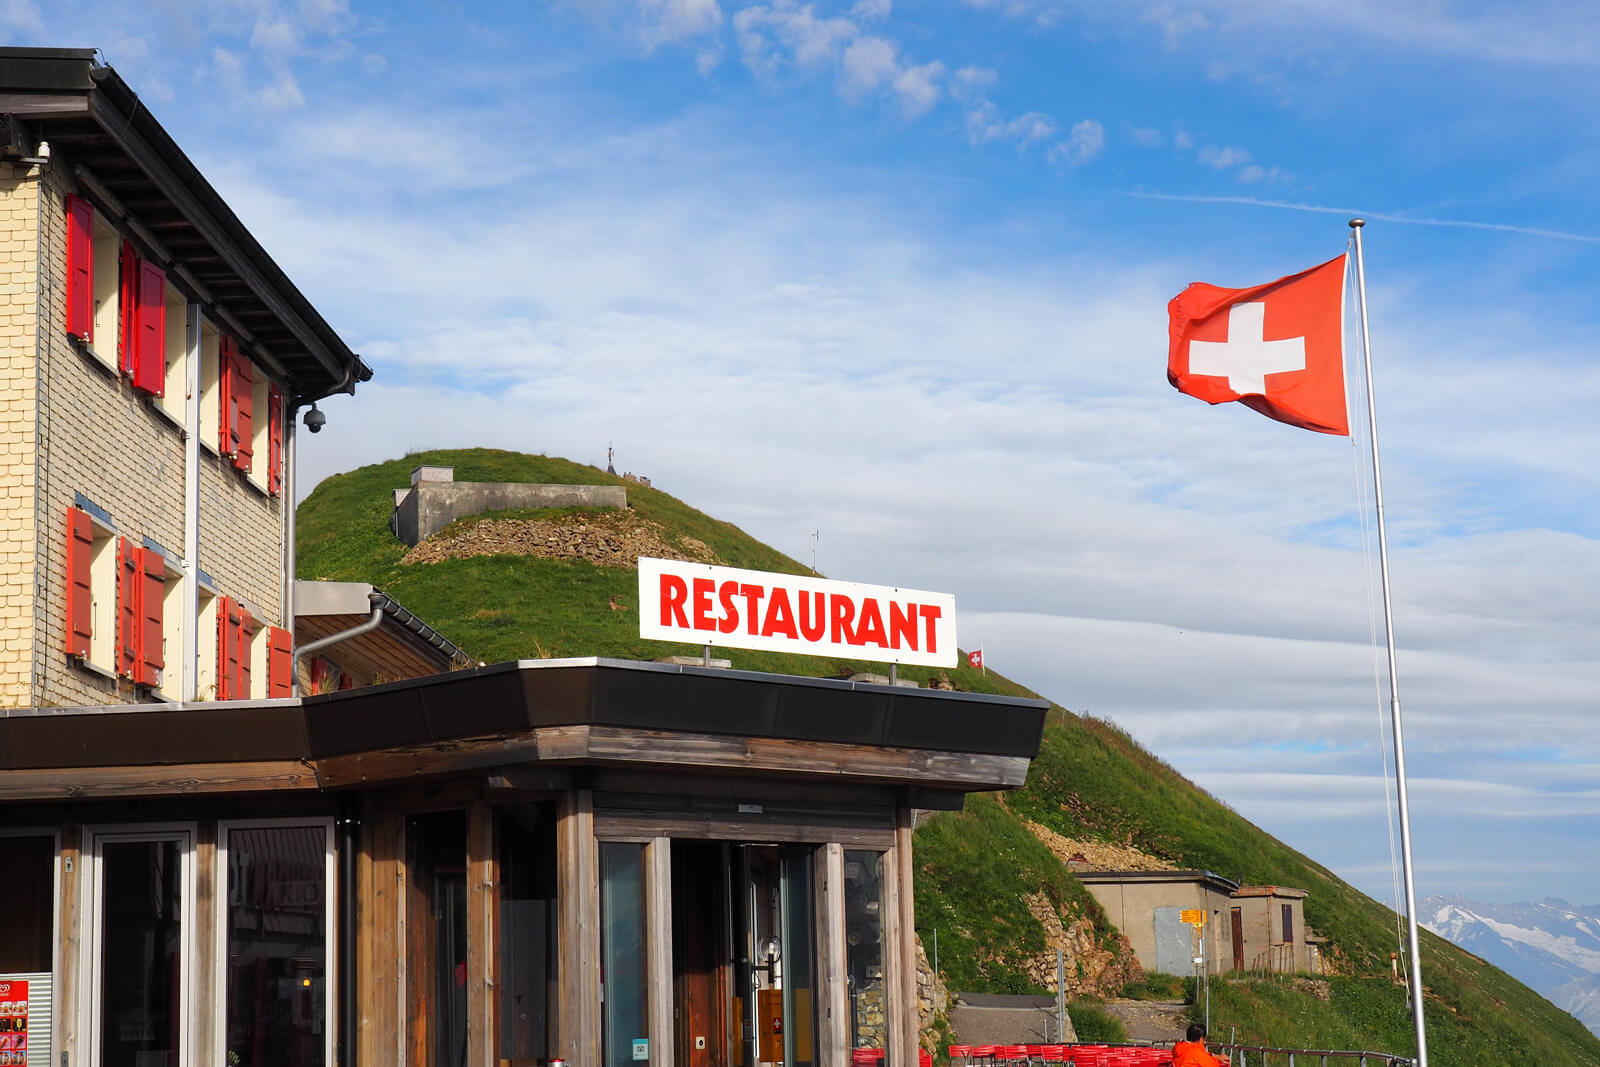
[638,558,957,668]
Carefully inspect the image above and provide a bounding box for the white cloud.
[1142,3,1209,51]
[257,71,306,109]
[840,34,899,96]
[0,0,44,34]
[851,0,891,20]
[1239,163,1281,183]
[251,17,300,54]
[892,60,944,117]
[967,102,1057,146]
[638,0,722,48]
[1174,129,1193,150]
[1049,117,1104,165]
[1130,126,1162,147]
[1199,143,1250,168]
[360,52,387,75]
[735,1,858,72]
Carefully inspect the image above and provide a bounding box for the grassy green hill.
[299,448,1600,1067]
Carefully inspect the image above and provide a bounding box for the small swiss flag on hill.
[1167,253,1349,436]
[968,649,983,670]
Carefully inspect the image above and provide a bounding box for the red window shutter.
[238,609,256,698]
[217,595,236,699]
[64,508,94,656]
[118,241,139,377]
[133,259,167,397]
[232,352,255,473]
[219,335,232,453]
[116,537,138,677]
[267,385,283,496]
[134,549,165,687]
[268,626,292,698]
[65,195,95,341]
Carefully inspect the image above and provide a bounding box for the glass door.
[83,825,196,1067]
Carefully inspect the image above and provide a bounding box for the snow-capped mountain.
[1423,895,1600,1036]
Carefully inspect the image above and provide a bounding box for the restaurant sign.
[638,558,958,668]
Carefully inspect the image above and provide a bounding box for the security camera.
[303,403,326,434]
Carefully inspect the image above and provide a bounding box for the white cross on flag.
[1167,253,1349,436]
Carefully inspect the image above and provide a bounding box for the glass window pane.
[498,803,558,1064]
[0,835,53,973]
[844,850,888,1057]
[99,840,182,1067]
[780,849,817,1067]
[600,842,647,1067]
[224,825,327,1067]
[408,813,468,1067]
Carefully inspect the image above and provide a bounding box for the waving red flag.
[1167,254,1349,436]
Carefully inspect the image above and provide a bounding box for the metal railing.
[1218,1044,1412,1067]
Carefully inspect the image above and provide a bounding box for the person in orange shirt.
[1172,1024,1228,1067]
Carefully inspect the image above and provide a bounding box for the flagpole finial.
[1349,217,1366,229]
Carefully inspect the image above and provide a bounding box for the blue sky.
[12,1,1600,910]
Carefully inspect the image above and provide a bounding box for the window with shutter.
[116,537,138,678]
[65,195,95,341]
[135,548,166,688]
[133,259,167,397]
[65,508,95,656]
[118,240,139,378]
[268,626,293,698]
[267,386,283,496]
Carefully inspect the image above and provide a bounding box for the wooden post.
[646,836,674,1067]
[557,788,601,1065]
[358,798,403,1067]
[57,823,81,1067]
[895,806,919,1065]
[193,820,218,1066]
[815,843,849,1065]
[466,800,498,1067]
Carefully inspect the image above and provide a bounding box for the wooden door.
[1231,907,1244,972]
[673,841,730,1067]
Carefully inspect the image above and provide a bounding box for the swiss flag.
[1167,253,1349,436]
[968,649,983,670]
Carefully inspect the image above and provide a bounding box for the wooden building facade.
[0,658,1047,1067]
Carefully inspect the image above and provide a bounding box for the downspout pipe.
[291,591,384,696]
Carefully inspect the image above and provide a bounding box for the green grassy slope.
[298,449,1600,1066]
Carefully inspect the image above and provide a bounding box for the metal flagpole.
[1349,218,1428,1067]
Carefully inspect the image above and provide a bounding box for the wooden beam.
[816,843,849,1066]
[466,801,497,1067]
[557,788,600,1065]
[895,806,919,1065]
[57,823,81,1067]
[646,837,675,1067]
[0,760,319,800]
[0,92,88,116]
[882,830,904,1067]
[87,92,348,382]
[594,811,894,849]
[357,798,402,1067]
[193,821,218,1065]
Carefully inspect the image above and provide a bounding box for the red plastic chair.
[852,1051,881,1067]
[921,1051,934,1067]
[971,1046,999,1064]
[949,1046,975,1066]
[1041,1045,1068,1064]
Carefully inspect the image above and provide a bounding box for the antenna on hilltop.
[811,530,820,575]
[605,442,616,476]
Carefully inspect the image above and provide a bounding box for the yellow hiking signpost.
[1181,908,1206,926]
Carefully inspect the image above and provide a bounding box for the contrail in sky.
[1124,192,1600,244]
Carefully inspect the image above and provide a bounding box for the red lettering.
[739,583,766,635]
[762,587,798,639]
[718,580,740,634]
[798,590,826,641]
[889,601,917,650]
[856,597,887,648]
[661,574,689,628]
[830,593,857,645]
[692,577,716,631]
[918,603,943,652]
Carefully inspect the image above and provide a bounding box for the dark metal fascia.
[82,65,364,396]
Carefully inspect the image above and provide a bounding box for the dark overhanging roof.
[1075,869,1241,893]
[0,47,371,402]
[0,659,1050,797]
